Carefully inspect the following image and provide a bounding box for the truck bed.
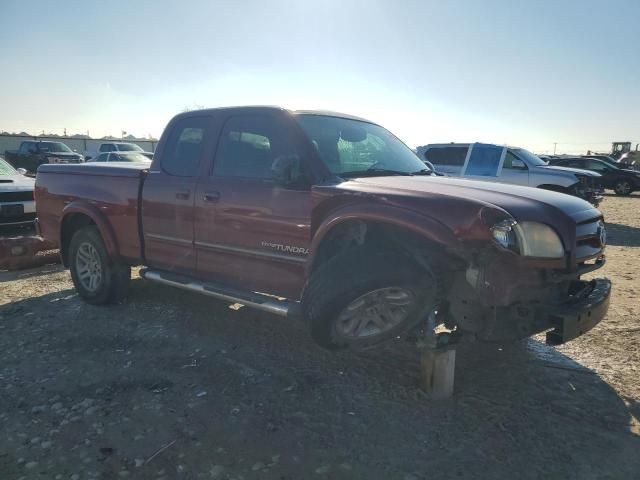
[35,163,147,263]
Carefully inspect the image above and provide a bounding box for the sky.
[0,0,638,154]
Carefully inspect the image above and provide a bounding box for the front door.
[462,143,506,182]
[500,150,530,186]
[141,116,211,274]
[194,114,311,299]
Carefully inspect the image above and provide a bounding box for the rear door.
[193,113,311,299]
[141,116,213,274]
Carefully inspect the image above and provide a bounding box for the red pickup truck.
[35,107,611,349]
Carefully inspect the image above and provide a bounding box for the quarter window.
[161,117,207,177]
[425,146,468,166]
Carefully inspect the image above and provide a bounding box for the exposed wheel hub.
[335,287,416,339]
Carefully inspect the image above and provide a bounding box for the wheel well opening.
[311,220,456,275]
[60,213,96,266]
[537,184,567,193]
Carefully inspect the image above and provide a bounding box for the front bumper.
[544,278,611,345]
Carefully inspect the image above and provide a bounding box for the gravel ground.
[1,194,639,480]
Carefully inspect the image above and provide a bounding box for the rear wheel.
[614,179,633,195]
[69,226,130,305]
[302,251,437,350]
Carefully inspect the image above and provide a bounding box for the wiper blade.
[340,168,414,178]
[411,169,433,175]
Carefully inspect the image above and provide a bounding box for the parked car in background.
[84,142,153,161]
[4,141,84,174]
[0,156,36,229]
[35,106,610,352]
[550,157,640,195]
[88,152,152,164]
[416,143,603,205]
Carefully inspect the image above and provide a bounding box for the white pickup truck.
[84,142,153,161]
[417,143,603,205]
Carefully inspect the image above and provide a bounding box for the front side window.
[113,152,151,163]
[586,159,611,171]
[116,143,143,152]
[295,114,427,176]
[465,144,504,176]
[100,144,115,152]
[40,142,72,153]
[213,115,296,179]
[503,151,526,169]
[161,117,207,177]
[20,142,34,153]
[511,148,547,166]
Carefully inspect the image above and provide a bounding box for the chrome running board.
[139,268,291,317]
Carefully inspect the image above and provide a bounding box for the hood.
[0,173,35,191]
[44,152,83,157]
[339,175,600,224]
[541,165,601,177]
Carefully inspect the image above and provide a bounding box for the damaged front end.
[444,212,610,345]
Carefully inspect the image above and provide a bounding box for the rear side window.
[99,144,115,152]
[425,146,468,166]
[213,115,296,179]
[161,117,207,177]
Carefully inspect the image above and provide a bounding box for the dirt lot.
[1,194,639,480]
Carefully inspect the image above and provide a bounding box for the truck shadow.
[1,279,638,479]
[604,222,640,247]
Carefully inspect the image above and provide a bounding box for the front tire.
[302,251,437,350]
[69,226,130,305]
[614,180,633,195]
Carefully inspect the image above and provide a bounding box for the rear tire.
[302,251,437,350]
[69,226,130,305]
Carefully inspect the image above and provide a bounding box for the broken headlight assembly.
[487,216,565,258]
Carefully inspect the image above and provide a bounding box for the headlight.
[490,219,564,258]
[514,222,564,258]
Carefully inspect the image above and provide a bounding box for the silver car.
[417,143,603,205]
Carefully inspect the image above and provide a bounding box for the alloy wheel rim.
[76,242,102,292]
[618,181,631,194]
[335,287,415,339]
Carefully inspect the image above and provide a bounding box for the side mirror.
[271,154,304,186]
[17,168,28,175]
[511,159,526,169]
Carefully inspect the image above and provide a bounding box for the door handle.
[175,189,191,200]
[203,191,221,202]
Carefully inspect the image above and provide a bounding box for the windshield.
[114,152,151,163]
[40,142,73,153]
[0,157,18,175]
[512,148,547,166]
[294,114,429,176]
[117,143,143,152]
